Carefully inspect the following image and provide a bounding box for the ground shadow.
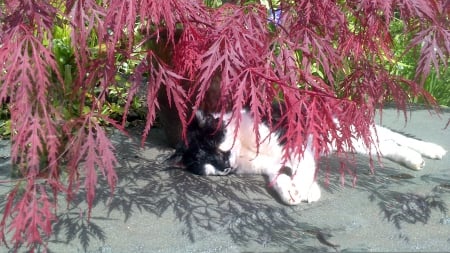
[0,125,447,252]
[49,160,333,252]
[319,153,448,233]
[46,128,334,252]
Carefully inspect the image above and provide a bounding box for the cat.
[169,109,447,205]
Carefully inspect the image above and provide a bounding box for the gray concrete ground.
[1,106,450,252]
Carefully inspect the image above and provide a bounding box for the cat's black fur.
[170,112,232,175]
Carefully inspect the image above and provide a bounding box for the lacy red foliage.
[0,0,448,251]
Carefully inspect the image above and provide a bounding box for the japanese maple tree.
[0,0,449,251]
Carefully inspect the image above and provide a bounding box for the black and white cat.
[170,109,447,205]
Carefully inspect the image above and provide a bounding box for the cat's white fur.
[207,110,446,205]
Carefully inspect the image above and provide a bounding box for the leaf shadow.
[50,211,110,252]
[377,192,447,229]
[319,153,448,234]
[83,162,332,251]
[2,126,446,252]
[48,128,333,252]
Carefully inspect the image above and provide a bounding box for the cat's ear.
[195,110,207,128]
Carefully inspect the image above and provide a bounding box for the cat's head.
[169,111,234,176]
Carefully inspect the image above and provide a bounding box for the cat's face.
[170,111,234,176]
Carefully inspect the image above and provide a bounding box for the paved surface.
[1,106,450,252]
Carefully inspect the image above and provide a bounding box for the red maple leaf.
[0,0,448,251]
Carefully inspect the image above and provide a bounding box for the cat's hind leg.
[374,125,447,160]
[373,125,446,170]
[376,138,426,170]
[349,125,447,170]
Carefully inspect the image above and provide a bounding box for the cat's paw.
[415,142,447,160]
[402,150,425,171]
[272,174,321,205]
[306,181,321,203]
[287,181,321,204]
[272,174,301,205]
[387,145,425,171]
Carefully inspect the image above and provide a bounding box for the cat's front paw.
[272,174,321,205]
[272,174,302,205]
[306,181,321,203]
[287,181,321,204]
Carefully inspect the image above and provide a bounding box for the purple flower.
[268,8,282,25]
